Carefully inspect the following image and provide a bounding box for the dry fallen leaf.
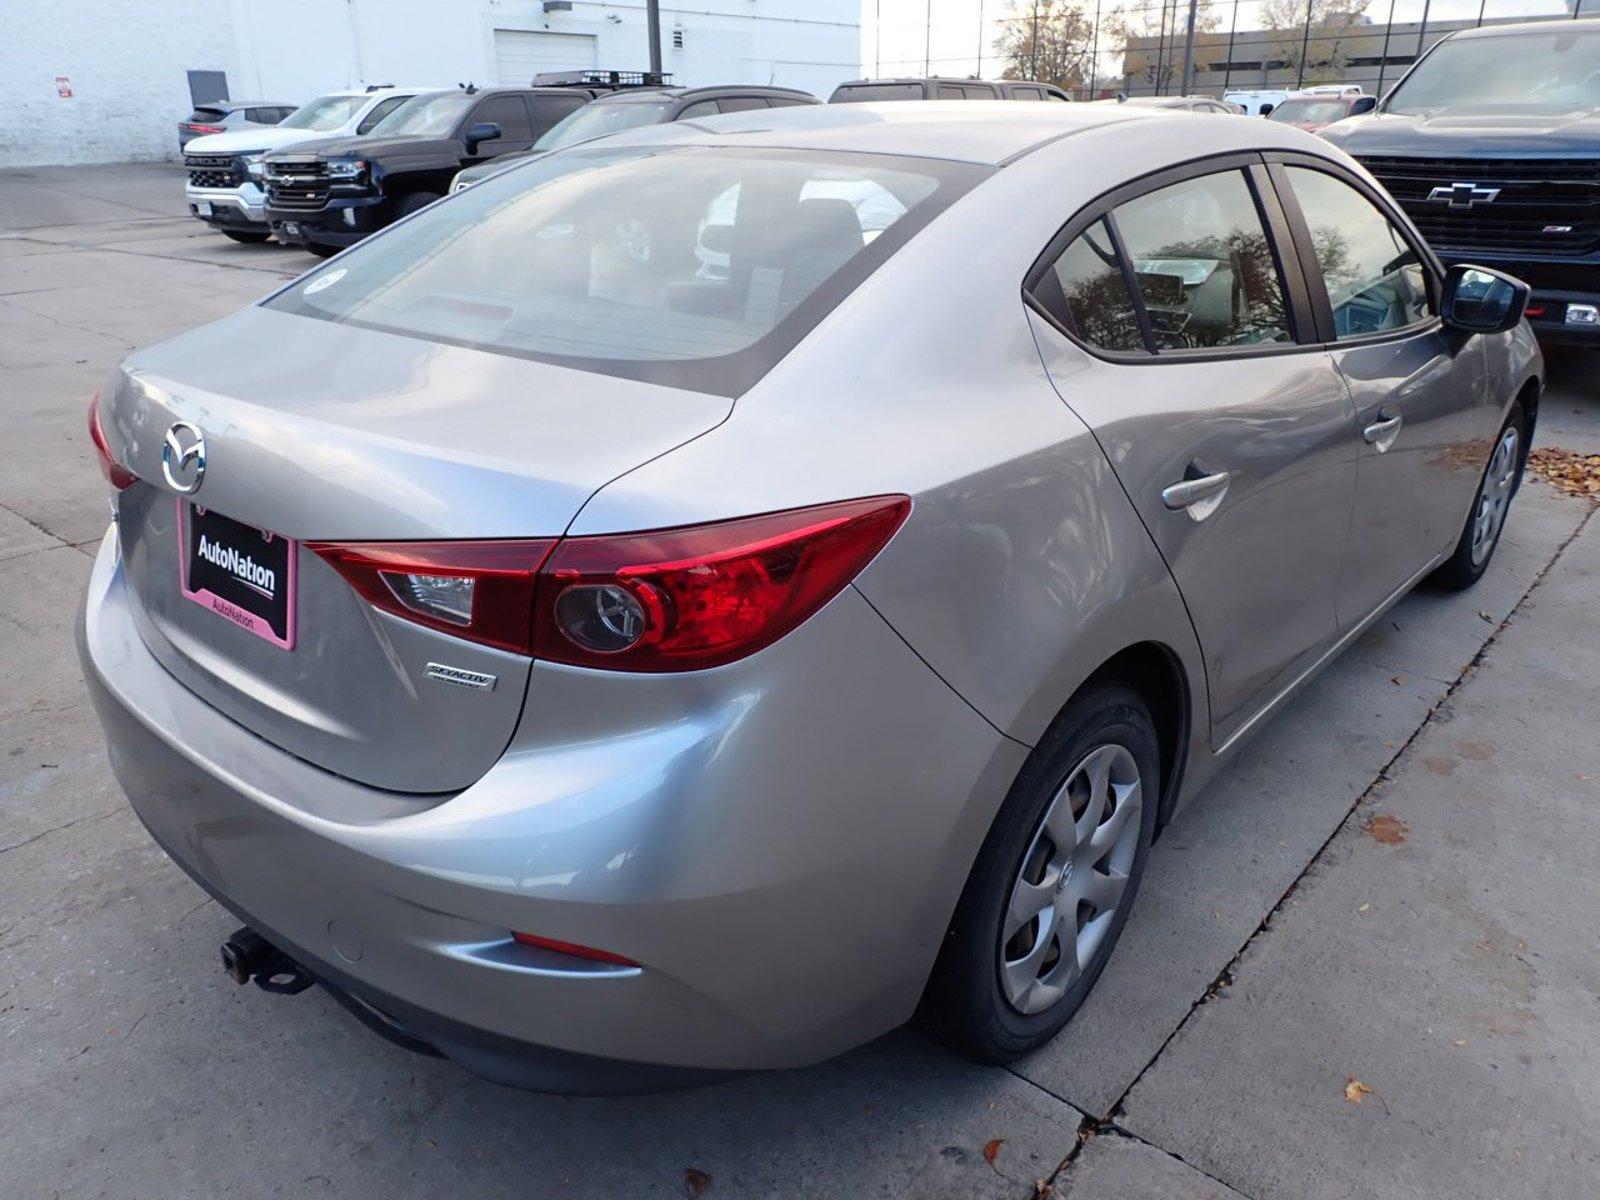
[1453,1039,1468,1047]
[1390,674,1404,685]
[1358,902,1371,913]
[1527,447,1600,500]
[685,1168,713,1198]
[1363,813,1411,846]
[1344,1077,1374,1104]
[983,1139,1005,1170]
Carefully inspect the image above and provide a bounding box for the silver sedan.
[80,101,1540,1092]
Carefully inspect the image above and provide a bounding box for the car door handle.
[1161,470,1231,520]
[1363,413,1403,451]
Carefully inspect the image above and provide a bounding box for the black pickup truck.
[1321,18,1600,346]
[262,85,597,255]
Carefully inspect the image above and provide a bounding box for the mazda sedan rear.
[82,103,1540,1092]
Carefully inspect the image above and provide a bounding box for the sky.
[859,0,1585,79]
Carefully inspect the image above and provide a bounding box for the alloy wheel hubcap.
[1470,426,1520,567]
[999,743,1143,1015]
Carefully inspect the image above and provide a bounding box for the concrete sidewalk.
[2,162,1598,1200]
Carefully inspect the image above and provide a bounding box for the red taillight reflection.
[511,931,639,967]
[1524,304,1547,319]
[308,539,556,654]
[311,496,911,669]
[87,394,136,490]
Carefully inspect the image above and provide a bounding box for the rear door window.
[678,100,721,120]
[717,96,768,113]
[1034,220,1147,353]
[1111,170,1294,350]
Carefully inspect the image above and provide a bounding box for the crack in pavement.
[5,232,303,278]
[1021,500,1598,1199]
[0,806,124,857]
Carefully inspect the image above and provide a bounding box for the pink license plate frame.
[176,500,297,651]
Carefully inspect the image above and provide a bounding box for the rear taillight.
[87,393,136,490]
[311,496,910,670]
[534,496,911,672]
[185,124,224,134]
[308,539,557,654]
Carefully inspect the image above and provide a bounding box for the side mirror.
[1350,96,1377,115]
[1259,103,1274,116]
[1442,264,1530,334]
[464,121,501,153]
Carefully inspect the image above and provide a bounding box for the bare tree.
[994,0,1099,89]
[1112,0,1221,94]
[1261,0,1373,83]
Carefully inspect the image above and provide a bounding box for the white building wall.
[0,0,860,168]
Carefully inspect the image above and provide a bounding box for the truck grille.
[265,160,330,211]
[1360,156,1600,257]
[185,153,241,190]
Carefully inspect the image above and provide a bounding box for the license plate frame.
[177,501,296,650]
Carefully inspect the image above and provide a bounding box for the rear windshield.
[267,145,982,395]
[533,99,676,150]
[1268,98,1350,124]
[186,108,230,122]
[372,91,473,136]
[831,84,923,102]
[1386,28,1600,114]
[279,94,366,131]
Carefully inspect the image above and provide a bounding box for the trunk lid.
[104,307,730,793]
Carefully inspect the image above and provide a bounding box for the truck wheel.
[305,243,340,259]
[396,192,441,219]
[221,229,271,244]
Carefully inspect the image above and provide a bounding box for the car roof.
[589,85,814,105]
[1449,15,1600,39]
[198,100,295,110]
[593,99,1322,167]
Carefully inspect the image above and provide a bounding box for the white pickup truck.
[183,87,427,242]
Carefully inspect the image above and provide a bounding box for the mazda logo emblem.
[1427,182,1501,210]
[162,421,206,495]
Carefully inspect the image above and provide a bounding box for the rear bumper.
[79,527,1021,1090]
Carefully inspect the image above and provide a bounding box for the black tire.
[304,242,341,259]
[1429,400,1528,592]
[220,229,271,244]
[919,680,1161,1064]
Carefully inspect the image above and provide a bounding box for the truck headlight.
[327,159,367,181]
[242,155,265,181]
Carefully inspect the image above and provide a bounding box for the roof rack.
[533,69,673,90]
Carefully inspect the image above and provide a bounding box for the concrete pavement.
[2,162,1597,1199]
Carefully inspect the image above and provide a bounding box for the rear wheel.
[220,229,271,244]
[920,681,1160,1063]
[1429,402,1526,591]
[304,242,340,259]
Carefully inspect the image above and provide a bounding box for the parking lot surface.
[3,163,1598,1199]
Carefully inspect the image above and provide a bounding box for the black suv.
[829,77,1070,102]
[263,86,600,254]
[1321,18,1600,345]
[450,85,819,191]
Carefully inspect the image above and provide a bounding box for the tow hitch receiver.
[220,926,315,995]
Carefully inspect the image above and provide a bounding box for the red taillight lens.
[511,931,639,967]
[534,495,911,672]
[185,124,225,134]
[307,539,556,654]
[311,496,910,668]
[87,393,136,490]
